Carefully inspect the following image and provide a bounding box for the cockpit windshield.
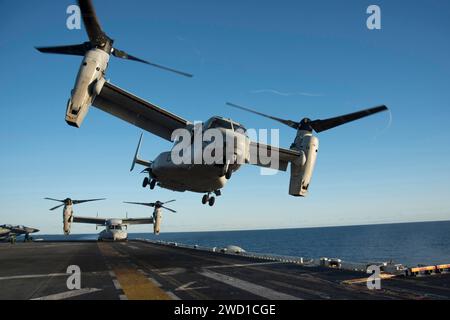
[209,118,233,130]
[110,225,122,230]
[204,117,246,133]
[233,124,246,134]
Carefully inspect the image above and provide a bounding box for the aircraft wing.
[123,217,154,225]
[0,227,11,237]
[72,216,107,226]
[93,81,190,141]
[0,233,11,241]
[249,141,303,172]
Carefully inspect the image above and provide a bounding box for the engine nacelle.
[63,207,73,235]
[65,49,109,128]
[289,131,319,197]
[153,208,162,235]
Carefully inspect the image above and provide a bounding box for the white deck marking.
[0,273,67,281]
[166,291,181,300]
[206,261,284,269]
[119,243,139,250]
[112,279,122,290]
[199,270,302,300]
[0,271,108,281]
[119,294,128,300]
[148,277,162,287]
[268,280,331,299]
[158,267,186,276]
[0,243,87,250]
[175,281,209,292]
[31,288,102,300]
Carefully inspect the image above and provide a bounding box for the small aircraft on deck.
[0,225,40,242]
[45,197,172,240]
[68,214,155,241]
[37,0,388,207]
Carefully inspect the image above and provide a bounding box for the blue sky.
[1,0,450,234]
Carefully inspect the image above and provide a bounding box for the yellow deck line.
[342,274,396,285]
[113,267,171,300]
[98,243,171,300]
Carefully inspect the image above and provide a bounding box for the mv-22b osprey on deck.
[45,197,174,240]
[36,0,388,207]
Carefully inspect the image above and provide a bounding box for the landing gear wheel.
[150,179,157,190]
[202,194,209,205]
[225,170,232,180]
[208,197,216,207]
[142,177,149,188]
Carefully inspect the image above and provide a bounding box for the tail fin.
[130,133,152,171]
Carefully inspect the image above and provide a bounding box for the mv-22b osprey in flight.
[37,0,388,206]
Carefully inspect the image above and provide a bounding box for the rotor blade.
[123,201,155,207]
[49,204,65,211]
[44,198,64,202]
[35,43,91,56]
[226,102,299,129]
[78,0,104,44]
[112,48,193,78]
[162,200,176,205]
[72,198,106,205]
[161,206,176,213]
[310,105,388,133]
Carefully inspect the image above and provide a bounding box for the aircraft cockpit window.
[233,124,246,134]
[209,118,233,130]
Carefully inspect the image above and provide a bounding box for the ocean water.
[40,221,450,267]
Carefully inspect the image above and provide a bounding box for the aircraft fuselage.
[151,151,229,193]
[144,121,248,195]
